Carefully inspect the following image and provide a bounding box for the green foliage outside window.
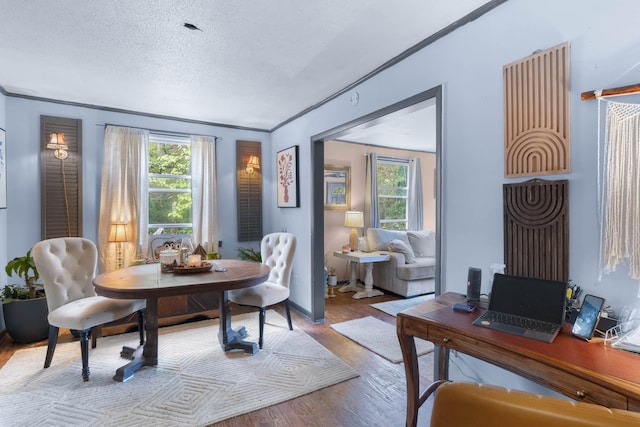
[377,161,408,230]
[148,140,193,234]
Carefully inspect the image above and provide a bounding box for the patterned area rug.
[331,316,434,363]
[0,311,358,426]
[369,293,435,317]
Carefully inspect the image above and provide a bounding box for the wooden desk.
[94,259,269,381]
[397,292,640,427]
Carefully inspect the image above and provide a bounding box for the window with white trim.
[148,134,192,234]
[377,157,409,230]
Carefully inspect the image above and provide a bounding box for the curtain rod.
[96,123,221,141]
[581,83,640,101]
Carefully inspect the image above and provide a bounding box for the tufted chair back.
[33,237,98,314]
[261,232,296,288]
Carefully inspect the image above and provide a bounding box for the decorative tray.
[171,262,214,274]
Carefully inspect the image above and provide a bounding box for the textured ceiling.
[0,0,494,130]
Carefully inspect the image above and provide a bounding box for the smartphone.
[571,294,605,341]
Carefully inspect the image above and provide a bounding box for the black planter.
[2,297,49,344]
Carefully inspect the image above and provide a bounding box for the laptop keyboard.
[483,311,558,334]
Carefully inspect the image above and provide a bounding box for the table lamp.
[344,211,364,251]
[108,222,128,270]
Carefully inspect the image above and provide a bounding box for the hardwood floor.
[0,289,435,427]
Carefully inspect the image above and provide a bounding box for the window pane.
[149,176,190,190]
[149,142,191,175]
[149,192,192,225]
[381,222,407,230]
[379,197,406,220]
[378,187,407,197]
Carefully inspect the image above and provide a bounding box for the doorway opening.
[311,86,443,321]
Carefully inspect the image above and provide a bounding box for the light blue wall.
[270,0,640,390]
[3,97,270,272]
[0,92,6,330]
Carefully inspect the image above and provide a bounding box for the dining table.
[93,259,270,382]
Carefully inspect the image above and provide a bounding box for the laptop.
[472,273,568,343]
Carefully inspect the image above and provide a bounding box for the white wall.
[270,0,640,391]
[3,97,270,271]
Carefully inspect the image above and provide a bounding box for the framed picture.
[0,128,5,209]
[276,145,300,208]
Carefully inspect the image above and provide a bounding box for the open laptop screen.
[489,274,568,324]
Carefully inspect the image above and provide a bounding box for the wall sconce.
[108,222,128,270]
[246,155,260,174]
[344,211,364,251]
[46,133,68,160]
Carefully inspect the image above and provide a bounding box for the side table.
[333,250,390,299]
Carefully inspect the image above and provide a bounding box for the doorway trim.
[310,85,443,321]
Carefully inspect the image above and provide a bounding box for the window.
[377,158,408,230]
[148,134,192,235]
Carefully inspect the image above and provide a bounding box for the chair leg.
[259,308,266,349]
[44,325,59,369]
[90,325,102,349]
[79,329,91,381]
[137,309,145,345]
[284,299,293,331]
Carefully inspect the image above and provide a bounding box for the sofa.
[365,228,436,297]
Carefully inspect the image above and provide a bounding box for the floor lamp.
[108,223,128,270]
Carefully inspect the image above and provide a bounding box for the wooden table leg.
[398,317,420,427]
[218,290,258,354]
[339,260,360,292]
[114,297,158,382]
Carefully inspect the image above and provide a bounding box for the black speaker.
[467,267,481,301]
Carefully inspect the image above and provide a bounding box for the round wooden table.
[94,259,270,382]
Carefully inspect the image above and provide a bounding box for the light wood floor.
[0,288,435,427]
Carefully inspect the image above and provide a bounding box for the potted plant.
[2,249,49,343]
[324,252,337,298]
[237,247,262,262]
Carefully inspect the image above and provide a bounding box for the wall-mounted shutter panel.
[236,140,262,241]
[40,115,83,239]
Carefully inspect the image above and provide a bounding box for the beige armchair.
[229,232,296,349]
[33,237,146,381]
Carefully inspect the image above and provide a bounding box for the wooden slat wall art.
[503,179,569,282]
[504,42,570,177]
[40,115,83,239]
[236,140,262,242]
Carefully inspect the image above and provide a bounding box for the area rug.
[0,311,358,427]
[331,316,433,363]
[370,293,435,317]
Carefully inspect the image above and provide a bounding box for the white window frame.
[377,157,409,230]
[147,133,192,234]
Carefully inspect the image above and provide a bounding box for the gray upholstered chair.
[33,237,146,381]
[229,232,296,349]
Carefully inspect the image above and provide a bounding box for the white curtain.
[191,135,218,253]
[364,152,379,229]
[407,157,423,231]
[98,126,149,272]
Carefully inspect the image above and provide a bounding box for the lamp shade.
[46,133,68,160]
[246,155,261,174]
[344,211,364,228]
[108,223,128,242]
